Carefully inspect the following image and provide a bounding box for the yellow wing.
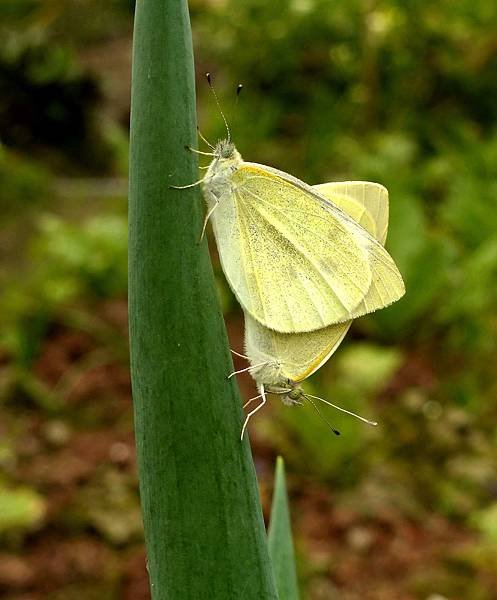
[313,181,388,245]
[314,181,395,314]
[244,180,390,382]
[211,163,404,333]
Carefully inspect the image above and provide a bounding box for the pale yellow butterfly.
[233,182,388,439]
[173,76,404,334]
[202,146,404,333]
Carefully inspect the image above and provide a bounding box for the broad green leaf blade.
[128,1,278,598]
[268,457,300,600]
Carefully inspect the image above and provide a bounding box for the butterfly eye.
[221,142,234,158]
[288,388,301,401]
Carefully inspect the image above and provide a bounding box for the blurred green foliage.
[33,214,128,301]
[1,212,127,369]
[0,143,52,218]
[274,343,402,482]
[0,484,45,534]
[0,0,130,172]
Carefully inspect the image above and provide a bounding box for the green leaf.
[268,457,300,600]
[128,1,278,599]
[470,503,497,544]
[0,485,45,533]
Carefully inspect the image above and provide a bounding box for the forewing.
[228,164,374,332]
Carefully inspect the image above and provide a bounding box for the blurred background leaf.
[0,484,45,534]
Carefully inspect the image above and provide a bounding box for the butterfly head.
[262,376,304,407]
[214,139,237,159]
[206,140,242,182]
[280,384,304,406]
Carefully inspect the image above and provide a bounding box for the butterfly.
[232,182,389,438]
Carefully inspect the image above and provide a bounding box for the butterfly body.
[203,140,242,202]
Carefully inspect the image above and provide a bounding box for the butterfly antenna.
[306,396,340,436]
[236,83,243,104]
[206,72,231,142]
[197,126,215,150]
[305,394,378,427]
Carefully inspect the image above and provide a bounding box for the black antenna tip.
[206,72,212,85]
[236,84,243,96]
[333,429,341,436]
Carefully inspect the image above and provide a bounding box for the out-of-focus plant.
[32,214,128,301]
[0,144,52,219]
[1,212,128,369]
[0,483,45,535]
[0,0,131,173]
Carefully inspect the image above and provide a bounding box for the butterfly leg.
[226,361,268,379]
[199,200,219,242]
[200,188,234,241]
[170,177,206,190]
[240,384,267,441]
[184,145,215,156]
[243,394,262,409]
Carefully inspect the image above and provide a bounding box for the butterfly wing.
[212,163,403,333]
[244,312,351,384]
[244,179,392,382]
[313,181,388,245]
[314,181,400,315]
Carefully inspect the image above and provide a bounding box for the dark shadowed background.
[1,1,497,598]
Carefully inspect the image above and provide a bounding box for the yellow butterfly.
[233,182,389,438]
[193,139,404,333]
[173,76,404,334]
[172,77,404,439]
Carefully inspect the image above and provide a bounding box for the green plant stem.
[268,457,300,600]
[128,1,278,598]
